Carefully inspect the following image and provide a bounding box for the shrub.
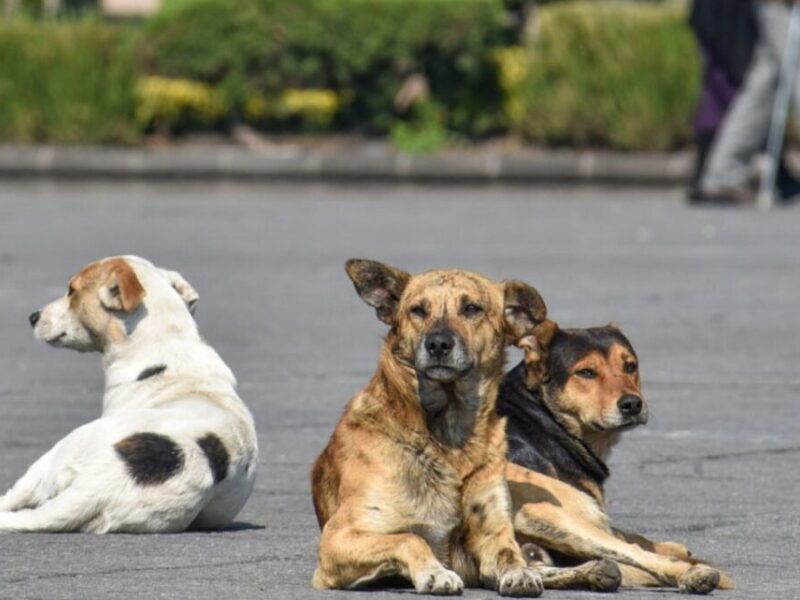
[135,76,228,128]
[0,19,139,144]
[136,0,508,136]
[244,89,343,128]
[501,1,700,150]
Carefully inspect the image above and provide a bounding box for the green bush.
[502,1,699,150]
[136,0,507,136]
[0,19,139,144]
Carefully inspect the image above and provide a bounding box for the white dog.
[0,256,257,533]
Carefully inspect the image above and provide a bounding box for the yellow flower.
[135,76,227,126]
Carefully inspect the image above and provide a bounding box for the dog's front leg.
[462,462,543,597]
[313,508,463,594]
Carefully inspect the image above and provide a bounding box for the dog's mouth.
[45,332,67,345]
[422,365,470,383]
[591,416,647,432]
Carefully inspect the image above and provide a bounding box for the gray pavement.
[0,181,798,599]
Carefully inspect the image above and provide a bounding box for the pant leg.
[755,2,800,115]
[701,38,779,190]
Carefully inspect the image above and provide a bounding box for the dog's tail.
[0,484,101,533]
[716,570,734,590]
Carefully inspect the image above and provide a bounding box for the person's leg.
[757,2,800,202]
[700,38,779,193]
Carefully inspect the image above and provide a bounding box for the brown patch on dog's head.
[69,259,145,331]
[31,257,147,352]
[74,258,145,314]
[345,259,549,383]
[541,325,646,454]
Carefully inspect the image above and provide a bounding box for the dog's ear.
[607,321,620,331]
[160,268,199,315]
[503,279,548,344]
[345,259,411,325]
[519,320,559,388]
[99,262,145,313]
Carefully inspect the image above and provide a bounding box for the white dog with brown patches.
[0,255,257,533]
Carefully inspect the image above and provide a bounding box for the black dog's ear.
[519,320,559,389]
[345,259,411,325]
[503,279,548,344]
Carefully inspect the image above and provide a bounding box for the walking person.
[697,0,800,205]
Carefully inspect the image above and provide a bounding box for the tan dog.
[499,324,730,594]
[311,259,550,596]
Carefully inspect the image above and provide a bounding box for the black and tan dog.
[311,259,550,596]
[498,324,730,594]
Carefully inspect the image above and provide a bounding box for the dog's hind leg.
[537,560,622,592]
[0,478,101,533]
[613,527,695,561]
[613,528,733,589]
[0,449,59,512]
[514,502,720,594]
[519,540,621,592]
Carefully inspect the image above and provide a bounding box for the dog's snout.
[617,394,643,416]
[425,330,455,359]
[29,311,41,328]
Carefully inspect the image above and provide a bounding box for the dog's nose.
[425,330,455,359]
[28,311,41,328]
[617,394,643,416]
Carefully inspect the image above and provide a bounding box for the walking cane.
[758,0,800,210]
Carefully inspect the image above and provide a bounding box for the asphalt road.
[0,181,797,599]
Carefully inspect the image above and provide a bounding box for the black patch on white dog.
[137,364,167,381]
[197,433,229,483]
[114,432,184,485]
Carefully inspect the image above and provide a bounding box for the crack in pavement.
[638,445,800,469]
[1,553,307,585]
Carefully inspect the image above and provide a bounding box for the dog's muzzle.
[617,394,648,425]
[416,329,473,382]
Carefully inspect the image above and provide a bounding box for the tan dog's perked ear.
[99,260,145,313]
[159,268,199,314]
[502,279,548,343]
[345,259,411,325]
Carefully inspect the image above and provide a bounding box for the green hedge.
[136,0,508,136]
[0,1,702,149]
[502,1,700,150]
[0,20,139,144]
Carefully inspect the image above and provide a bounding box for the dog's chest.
[398,444,464,557]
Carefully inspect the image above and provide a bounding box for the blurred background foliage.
[0,0,699,150]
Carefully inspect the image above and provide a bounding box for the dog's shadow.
[191,521,265,533]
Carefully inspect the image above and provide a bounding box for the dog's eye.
[410,305,427,319]
[575,368,597,379]
[623,361,637,374]
[462,303,483,317]
[67,285,75,297]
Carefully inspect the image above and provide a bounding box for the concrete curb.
[0,145,693,184]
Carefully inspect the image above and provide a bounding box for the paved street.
[0,181,798,599]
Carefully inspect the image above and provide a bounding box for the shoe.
[776,162,800,204]
[688,184,755,206]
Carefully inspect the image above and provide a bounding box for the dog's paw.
[413,566,464,596]
[498,566,543,597]
[678,565,720,595]
[519,542,552,566]
[581,558,621,593]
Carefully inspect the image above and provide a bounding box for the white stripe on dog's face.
[32,258,145,353]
